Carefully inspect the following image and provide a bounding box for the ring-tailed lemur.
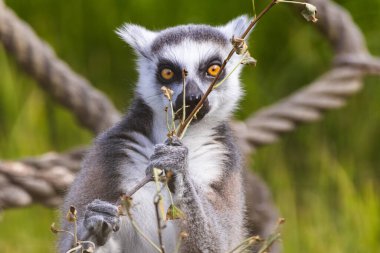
[59,15,251,253]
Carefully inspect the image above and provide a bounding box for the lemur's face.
[117,16,250,123]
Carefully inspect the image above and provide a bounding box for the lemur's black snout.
[186,94,202,109]
[174,79,210,122]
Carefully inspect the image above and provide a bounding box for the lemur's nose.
[181,79,203,106]
[174,79,210,121]
[188,94,202,102]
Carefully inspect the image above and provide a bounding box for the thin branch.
[79,240,96,249]
[123,174,153,198]
[66,244,82,253]
[276,0,306,5]
[257,233,281,253]
[227,236,261,253]
[153,168,166,253]
[241,0,278,39]
[154,195,165,253]
[182,69,187,123]
[213,51,249,90]
[125,206,162,253]
[173,231,186,253]
[73,218,78,246]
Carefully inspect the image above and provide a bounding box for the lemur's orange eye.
[161,68,174,80]
[207,64,221,77]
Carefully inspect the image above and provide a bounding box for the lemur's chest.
[126,114,228,188]
[125,134,226,187]
[182,135,227,186]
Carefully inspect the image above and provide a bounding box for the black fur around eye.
[156,60,182,84]
[208,59,223,66]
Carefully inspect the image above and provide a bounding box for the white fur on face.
[117,15,251,132]
[117,15,251,145]
[136,39,245,127]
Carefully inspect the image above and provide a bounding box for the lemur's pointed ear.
[116,24,157,58]
[219,15,252,40]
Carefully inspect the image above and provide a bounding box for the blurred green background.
[0,0,379,252]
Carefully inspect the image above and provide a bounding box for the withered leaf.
[161,86,174,101]
[301,3,318,23]
[241,52,257,66]
[83,245,95,253]
[120,194,133,211]
[66,206,77,222]
[231,36,248,55]
[50,223,58,234]
[166,204,185,220]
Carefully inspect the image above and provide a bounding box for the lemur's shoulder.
[88,97,155,166]
[98,97,154,143]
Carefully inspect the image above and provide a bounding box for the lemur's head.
[117,16,250,124]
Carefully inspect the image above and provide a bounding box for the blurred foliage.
[0,0,379,252]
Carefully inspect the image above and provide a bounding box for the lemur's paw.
[84,199,120,245]
[146,136,188,176]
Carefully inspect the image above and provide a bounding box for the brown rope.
[234,0,380,154]
[0,149,83,208]
[0,1,120,134]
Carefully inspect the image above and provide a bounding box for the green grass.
[1,0,380,252]
[254,138,380,253]
[0,206,56,252]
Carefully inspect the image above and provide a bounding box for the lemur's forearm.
[147,138,222,252]
[175,173,221,252]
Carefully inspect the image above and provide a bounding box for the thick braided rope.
[0,149,83,208]
[233,0,380,154]
[0,0,120,134]
[0,0,380,211]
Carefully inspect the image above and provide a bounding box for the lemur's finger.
[164,136,183,146]
[84,213,120,234]
[87,199,119,216]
